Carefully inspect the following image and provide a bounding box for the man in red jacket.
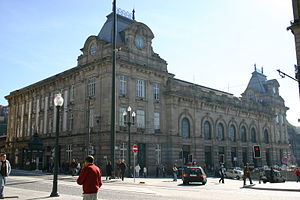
[77,155,102,200]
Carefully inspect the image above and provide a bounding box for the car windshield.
[184,168,203,174]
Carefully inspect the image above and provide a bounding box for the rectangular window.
[48,117,52,133]
[119,75,127,96]
[89,108,94,128]
[156,144,161,165]
[87,77,96,97]
[136,110,145,128]
[154,112,160,130]
[136,80,145,98]
[50,93,53,107]
[69,113,74,131]
[119,107,126,126]
[153,83,160,100]
[70,84,75,102]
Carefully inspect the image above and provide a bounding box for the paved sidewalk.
[4,170,300,199]
[4,186,83,200]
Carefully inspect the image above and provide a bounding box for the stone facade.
[5,12,290,175]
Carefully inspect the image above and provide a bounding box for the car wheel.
[263,181,267,184]
[183,181,187,185]
[236,176,240,180]
[202,181,206,185]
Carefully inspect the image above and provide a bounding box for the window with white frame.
[119,75,127,96]
[154,112,160,130]
[119,107,126,126]
[136,80,145,98]
[136,110,145,128]
[87,77,96,97]
[153,83,160,100]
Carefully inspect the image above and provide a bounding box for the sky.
[0,0,299,125]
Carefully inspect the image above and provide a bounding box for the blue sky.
[0,0,299,125]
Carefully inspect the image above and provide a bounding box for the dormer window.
[247,91,254,100]
[89,43,97,55]
[272,87,276,94]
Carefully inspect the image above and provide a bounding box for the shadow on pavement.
[177,183,204,187]
[6,181,39,186]
[24,196,52,200]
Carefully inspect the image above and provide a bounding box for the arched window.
[229,125,236,142]
[217,123,225,141]
[264,130,269,144]
[240,126,247,143]
[204,121,211,140]
[181,118,190,139]
[251,128,257,143]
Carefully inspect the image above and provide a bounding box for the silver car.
[225,168,244,180]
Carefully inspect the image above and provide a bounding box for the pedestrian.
[218,164,225,184]
[258,168,264,184]
[143,166,147,178]
[162,165,166,178]
[119,160,126,181]
[105,161,113,180]
[70,159,78,176]
[116,160,121,179]
[135,164,141,178]
[156,165,159,177]
[77,155,102,200]
[0,153,11,199]
[295,167,300,182]
[172,164,178,181]
[270,167,275,183]
[243,163,253,186]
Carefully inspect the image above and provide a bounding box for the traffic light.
[253,145,261,158]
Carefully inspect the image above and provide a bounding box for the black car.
[261,169,285,183]
[182,166,207,185]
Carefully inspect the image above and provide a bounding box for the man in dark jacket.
[77,155,102,200]
[119,160,126,181]
[218,164,225,184]
[105,161,113,180]
[243,163,253,186]
[0,154,11,199]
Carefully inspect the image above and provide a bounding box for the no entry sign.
[132,144,138,152]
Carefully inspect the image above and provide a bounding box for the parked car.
[225,168,243,180]
[182,166,207,185]
[261,169,285,183]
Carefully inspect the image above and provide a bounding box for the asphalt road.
[5,170,300,200]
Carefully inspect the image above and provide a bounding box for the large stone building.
[5,10,290,174]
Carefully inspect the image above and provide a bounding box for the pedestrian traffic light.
[253,145,261,158]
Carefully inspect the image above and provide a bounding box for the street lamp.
[50,93,64,197]
[123,106,135,177]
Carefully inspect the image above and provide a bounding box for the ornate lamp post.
[50,93,64,197]
[123,106,135,177]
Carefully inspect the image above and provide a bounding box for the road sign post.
[132,144,138,183]
[132,144,138,153]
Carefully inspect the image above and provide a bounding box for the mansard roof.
[246,70,267,93]
[98,12,135,43]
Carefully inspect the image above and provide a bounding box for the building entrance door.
[137,143,146,169]
[182,145,190,165]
